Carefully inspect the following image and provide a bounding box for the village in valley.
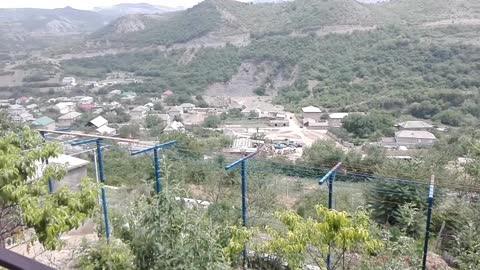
[2,73,445,168]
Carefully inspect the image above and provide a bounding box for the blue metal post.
[39,131,54,193]
[319,163,341,270]
[153,149,161,193]
[225,151,259,270]
[130,140,176,193]
[422,175,435,270]
[71,138,110,240]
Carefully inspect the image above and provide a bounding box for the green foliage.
[203,115,222,128]
[0,127,97,249]
[433,109,463,126]
[301,140,345,166]
[113,193,231,270]
[76,238,135,270]
[342,112,394,139]
[253,86,266,96]
[258,206,383,269]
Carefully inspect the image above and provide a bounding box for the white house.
[62,77,77,86]
[167,106,183,119]
[302,106,322,122]
[328,113,349,127]
[96,125,116,135]
[78,96,94,105]
[180,103,196,113]
[394,130,437,147]
[89,116,109,128]
[130,106,148,119]
[55,102,76,114]
[57,112,82,127]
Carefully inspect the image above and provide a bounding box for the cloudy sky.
[0,0,249,10]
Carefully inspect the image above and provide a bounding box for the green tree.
[203,115,222,128]
[258,206,382,270]
[0,127,96,249]
[302,140,345,166]
[342,113,394,139]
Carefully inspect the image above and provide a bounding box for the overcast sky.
[0,0,248,10]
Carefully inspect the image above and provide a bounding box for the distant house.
[121,91,137,101]
[397,121,433,131]
[57,112,82,127]
[328,113,349,127]
[130,106,148,119]
[32,116,56,130]
[83,81,99,87]
[78,96,94,104]
[108,89,122,97]
[394,130,437,147]
[55,102,76,114]
[62,77,77,86]
[96,125,116,135]
[302,106,322,122]
[89,116,109,128]
[167,106,183,119]
[164,121,185,133]
[144,102,155,110]
[162,90,174,99]
[180,103,195,113]
[8,104,26,116]
[26,104,39,110]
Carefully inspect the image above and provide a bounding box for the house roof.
[168,106,182,112]
[302,106,322,113]
[58,112,82,120]
[180,103,195,108]
[32,116,55,126]
[9,104,24,110]
[51,154,89,170]
[395,130,436,140]
[163,90,174,96]
[131,106,147,112]
[96,125,116,135]
[89,116,108,128]
[397,121,433,129]
[329,113,349,119]
[55,102,75,109]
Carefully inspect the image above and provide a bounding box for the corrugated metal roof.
[395,130,436,139]
[32,116,55,126]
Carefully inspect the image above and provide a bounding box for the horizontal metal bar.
[319,162,342,185]
[131,140,177,156]
[71,138,100,146]
[225,151,259,171]
[0,248,55,270]
[35,129,139,143]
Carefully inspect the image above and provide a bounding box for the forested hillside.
[89,0,480,47]
[65,23,480,126]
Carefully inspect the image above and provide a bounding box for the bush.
[76,238,135,270]
[203,115,221,128]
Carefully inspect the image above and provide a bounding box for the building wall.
[396,137,436,146]
[329,119,343,127]
[303,112,322,122]
[53,166,88,191]
[57,119,75,127]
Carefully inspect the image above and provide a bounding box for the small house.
[328,113,349,127]
[180,103,195,113]
[164,121,185,133]
[89,116,109,128]
[57,112,82,127]
[55,102,76,114]
[78,96,94,105]
[8,104,26,116]
[394,130,437,147]
[62,77,77,86]
[130,106,148,119]
[302,106,322,122]
[47,154,89,191]
[96,125,116,135]
[121,91,137,101]
[167,106,183,119]
[32,116,56,130]
[270,119,289,127]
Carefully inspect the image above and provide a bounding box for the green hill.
[89,0,480,47]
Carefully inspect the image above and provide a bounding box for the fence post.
[422,175,435,270]
[225,152,259,270]
[130,140,176,194]
[71,138,110,240]
[39,131,54,193]
[319,163,342,270]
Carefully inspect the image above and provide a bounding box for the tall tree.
[0,127,97,249]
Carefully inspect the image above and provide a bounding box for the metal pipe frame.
[422,175,435,270]
[130,140,176,193]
